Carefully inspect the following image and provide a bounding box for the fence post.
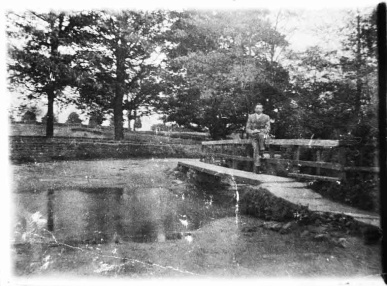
[221,144,224,165]
[203,144,209,163]
[293,145,301,173]
[232,144,238,169]
[315,149,321,176]
[247,141,255,173]
[269,144,274,158]
[338,146,347,181]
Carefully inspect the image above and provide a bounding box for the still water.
[13,183,236,246]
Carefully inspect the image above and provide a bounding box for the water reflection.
[14,184,235,245]
[46,189,54,232]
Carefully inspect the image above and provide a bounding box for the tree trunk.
[114,96,124,140]
[355,13,363,118]
[133,110,137,132]
[127,109,132,132]
[46,25,59,138]
[46,90,55,138]
[114,45,125,141]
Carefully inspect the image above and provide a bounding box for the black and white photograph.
[1,0,385,285]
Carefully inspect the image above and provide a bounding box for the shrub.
[88,111,105,127]
[22,110,37,123]
[41,113,58,124]
[309,175,379,212]
[66,112,82,124]
[134,118,142,129]
[240,186,310,222]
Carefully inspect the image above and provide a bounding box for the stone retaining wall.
[10,122,209,141]
[10,136,201,163]
[178,167,381,244]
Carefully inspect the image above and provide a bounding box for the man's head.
[255,104,263,114]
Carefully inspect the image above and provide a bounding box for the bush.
[134,118,142,129]
[240,186,310,222]
[66,112,82,124]
[89,113,104,127]
[22,110,37,123]
[309,175,379,212]
[41,113,58,124]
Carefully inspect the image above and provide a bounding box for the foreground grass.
[13,215,380,278]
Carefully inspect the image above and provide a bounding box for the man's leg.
[257,133,265,157]
[252,139,260,169]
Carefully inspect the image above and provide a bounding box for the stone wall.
[9,122,209,141]
[9,136,202,163]
[10,122,95,137]
[177,167,381,244]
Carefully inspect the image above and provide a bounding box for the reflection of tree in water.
[176,171,237,230]
[14,187,201,276]
[13,182,239,276]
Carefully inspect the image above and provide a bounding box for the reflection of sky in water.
[14,185,235,244]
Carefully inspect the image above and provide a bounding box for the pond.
[13,182,237,246]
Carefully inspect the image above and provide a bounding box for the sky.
[4,1,378,130]
[1,0,380,11]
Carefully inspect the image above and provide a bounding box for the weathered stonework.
[10,136,201,163]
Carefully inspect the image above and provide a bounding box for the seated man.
[245,103,271,172]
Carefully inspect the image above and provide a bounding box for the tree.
[9,112,15,123]
[159,10,290,139]
[282,46,360,139]
[340,9,378,140]
[66,112,82,124]
[18,105,42,123]
[108,116,115,128]
[134,117,142,130]
[75,10,171,140]
[7,11,95,137]
[41,113,59,124]
[283,9,378,140]
[123,68,166,131]
[88,111,104,127]
[22,110,37,123]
